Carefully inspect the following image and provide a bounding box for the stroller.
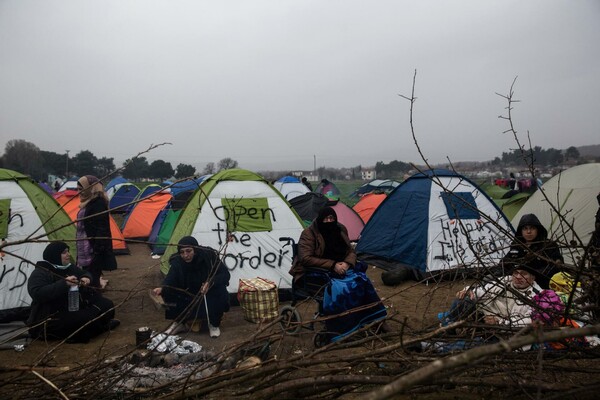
[279,237,387,347]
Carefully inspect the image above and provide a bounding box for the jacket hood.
[43,241,69,266]
[516,213,548,241]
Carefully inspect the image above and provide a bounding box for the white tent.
[357,169,513,275]
[273,176,310,200]
[0,169,76,321]
[161,169,305,292]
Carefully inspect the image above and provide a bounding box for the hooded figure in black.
[27,241,117,343]
[156,236,230,336]
[289,207,387,338]
[502,213,563,289]
[290,206,356,284]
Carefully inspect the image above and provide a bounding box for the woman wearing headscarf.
[290,207,387,338]
[290,206,356,286]
[76,175,116,288]
[153,236,230,337]
[27,241,118,343]
[502,213,563,289]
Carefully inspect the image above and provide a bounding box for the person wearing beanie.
[450,265,542,328]
[152,236,230,338]
[27,241,119,343]
[76,175,116,288]
[501,213,563,289]
[289,206,387,337]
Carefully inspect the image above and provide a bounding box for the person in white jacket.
[455,266,542,327]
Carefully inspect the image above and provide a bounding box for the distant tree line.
[490,145,580,167]
[0,138,588,183]
[0,139,238,182]
[374,160,412,179]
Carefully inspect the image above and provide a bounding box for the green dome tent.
[0,169,76,322]
[160,169,305,293]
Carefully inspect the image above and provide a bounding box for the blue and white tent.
[273,176,310,200]
[109,182,140,213]
[105,176,129,197]
[356,169,513,275]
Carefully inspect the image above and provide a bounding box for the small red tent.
[330,201,365,242]
[352,193,387,223]
[121,191,172,240]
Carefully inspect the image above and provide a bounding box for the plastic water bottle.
[68,286,79,312]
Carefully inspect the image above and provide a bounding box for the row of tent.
[2,163,599,321]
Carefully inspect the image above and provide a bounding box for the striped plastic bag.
[237,277,279,323]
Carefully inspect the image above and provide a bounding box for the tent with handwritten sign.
[356,169,513,278]
[160,169,305,293]
[0,168,76,322]
[148,176,211,255]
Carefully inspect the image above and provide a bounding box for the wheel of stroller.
[280,305,302,335]
[313,331,330,348]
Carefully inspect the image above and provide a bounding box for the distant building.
[291,171,318,182]
[361,168,376,180]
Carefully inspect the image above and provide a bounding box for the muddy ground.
[0,243,463,368]
[2,244,600,399]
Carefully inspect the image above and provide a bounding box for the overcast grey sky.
[1,0,599,172]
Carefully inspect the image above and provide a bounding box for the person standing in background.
[76,175,116,288]
[301,177,313,191]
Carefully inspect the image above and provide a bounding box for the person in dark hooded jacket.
[502,213,563,289]
[27,241,118,343]
[153,236,230,338]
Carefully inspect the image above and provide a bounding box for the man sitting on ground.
[449,265,542,328]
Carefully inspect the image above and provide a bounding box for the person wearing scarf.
[76,175,116,288]
[289,207,387,337]
[152,236,230,337]
[290,206,355,285]
[27,241,118,343]
[502,213,563,289]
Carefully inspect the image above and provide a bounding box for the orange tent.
[121,192,172,240]
[352,193,387,223]
[54,190,130,254]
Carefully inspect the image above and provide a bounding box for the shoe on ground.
[189,321,201,333]
[107,319,120,331]
[208,324,220,338]
[165,322,186,335]
[100,277,109,289]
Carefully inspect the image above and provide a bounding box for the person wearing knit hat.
[501,213,563,289]
[27,241,119,343]
[451,265,542,327]
[76,175,116,289]
[152,236,230,338]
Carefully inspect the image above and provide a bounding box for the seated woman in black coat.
[153,236,230,338]
[502,213,563,289]
[27,241,118,343]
